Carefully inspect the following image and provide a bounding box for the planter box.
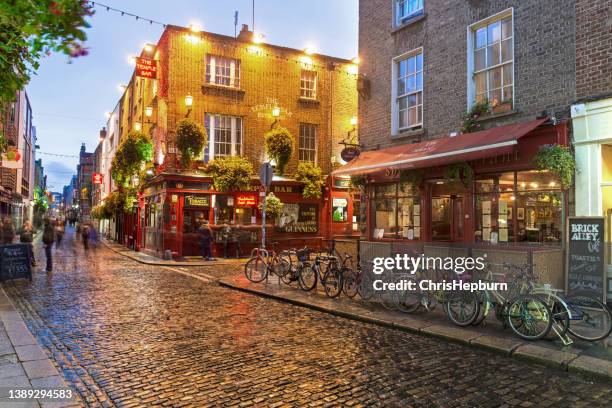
[492,102,512,114]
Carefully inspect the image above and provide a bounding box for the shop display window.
[475,171,562,244]
[373,183,420,240]
[215,195,234,224]
[332,198,349,222]
[235,207,255,225]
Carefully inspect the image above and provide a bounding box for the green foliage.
[104,188,137,214]
[33,187,48,213]
[259,193,284,220]
[111,131,153,186]
[0,1,92,113]
[176,118,207,167]
[534,144,575,189]
[265,127,294,175]
[461,99,490,134]
[349,175,366,190]
[443,162,474,187]
[91,203,113,220]
[295,162,323,199]
[0,135,8,154]
[399,169,423,193]
[207,156,254,192]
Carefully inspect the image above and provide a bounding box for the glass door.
[431,195,464,241]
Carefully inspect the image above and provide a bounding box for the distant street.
[2,227,611,407]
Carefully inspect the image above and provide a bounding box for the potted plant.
[176,118,207,168]
[206,156,254,192]
[265,127,294,175]
[461,99,490,134]
[492,98,513,114]
[534,144,575,189]
[258,193,284,222]
[295,162,323,199]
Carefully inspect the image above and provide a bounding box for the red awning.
[333,118,548,176]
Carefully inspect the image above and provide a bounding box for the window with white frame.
[300,70,317,99]
[205,55,241,88]
[204,114,242,160]
[470,11,513,107]
[392,50,423,132]
[396,0,423,26]
[299,123,317,162]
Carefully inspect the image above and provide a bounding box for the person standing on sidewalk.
[197,220,214,261]
[2,217,15,244]
[19,221,36,266]
[42,218,55,272]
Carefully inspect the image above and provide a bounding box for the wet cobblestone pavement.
[2,228,612,407]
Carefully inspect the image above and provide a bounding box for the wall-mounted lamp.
[350,116,358,127]
[99,127,107,141]
[134,122,142,131]
[145,106,153,118]
[270,107,281,129]
[185,93,193,117]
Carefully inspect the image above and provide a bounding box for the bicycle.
[278,247,312,285]
[298,253,344,298]
[244,242,290,283]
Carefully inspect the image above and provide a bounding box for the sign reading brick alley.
[135,57,157,79]
[566,216,605,301]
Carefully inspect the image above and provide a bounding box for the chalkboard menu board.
[0,244,32,282]
[566,217,605,301]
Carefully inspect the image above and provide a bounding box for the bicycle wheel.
[342,269,359,298]
[396,289,421,313]
[244,256,267,283]
[506,296,552,340]
[567,296,612,341]
[358,272,375,301]
[298,263,317,291]
[323,266,343,298]
[446,291,480,326]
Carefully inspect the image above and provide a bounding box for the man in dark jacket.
[197,221,214,261]
[42,218,55,272]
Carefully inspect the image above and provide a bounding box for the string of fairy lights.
[87,1,360,75]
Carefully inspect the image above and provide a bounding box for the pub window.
[373,183,420,240]
[299,123,317,162]
[206,55,241,88]
[214,195,234,225]
[300,69,317,99]
[204,114,243,160]
[392,49,423,135]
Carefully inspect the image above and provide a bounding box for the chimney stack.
[238,24,253,41]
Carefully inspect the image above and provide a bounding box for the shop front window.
[235,207,255,225]
[474,171,562,244]
[373,183,420,240]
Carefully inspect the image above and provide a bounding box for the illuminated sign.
[92,173,103,184]
[236,195,256,207]
[135,57,157,79]
[185,195,210,207]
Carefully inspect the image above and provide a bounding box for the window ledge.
[391,13,426,34]
[202,83,245,96]
[474,109,519,123]
[392,128,425,140]
[298,97,320,104]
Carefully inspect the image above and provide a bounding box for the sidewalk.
[0,287,79,408]
[101,238,247,267]
[219,275,612,381]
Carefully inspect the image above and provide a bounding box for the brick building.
[110,24,358,257]
[77,143,94,220]
[333,0,595,289]
[571,0,612,301]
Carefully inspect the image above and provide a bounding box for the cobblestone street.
[2,228,611,407]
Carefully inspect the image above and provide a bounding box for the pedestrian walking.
[55,219,65,246]
[197,220,214,261]
[1,217,15,245]
[19,221,36,266]
[42,218,55,272]
[228,224,242,259]
[221,223,231,258]
[81,223,90,250]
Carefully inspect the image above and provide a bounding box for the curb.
[100,239,246,267]
[218,279,612,382]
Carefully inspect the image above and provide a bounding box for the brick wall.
[359,0,576,151]
[575,0,612,99]
[135,26,357,177]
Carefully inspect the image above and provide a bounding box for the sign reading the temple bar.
[276,204,318,233]
[566,216,605,301]
[340,146,360,162]
[185,195,210,208]
[92,173,103,184]
[0,244,32,282]
[135,57,157,79]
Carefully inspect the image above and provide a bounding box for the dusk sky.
[28,0,358,192]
